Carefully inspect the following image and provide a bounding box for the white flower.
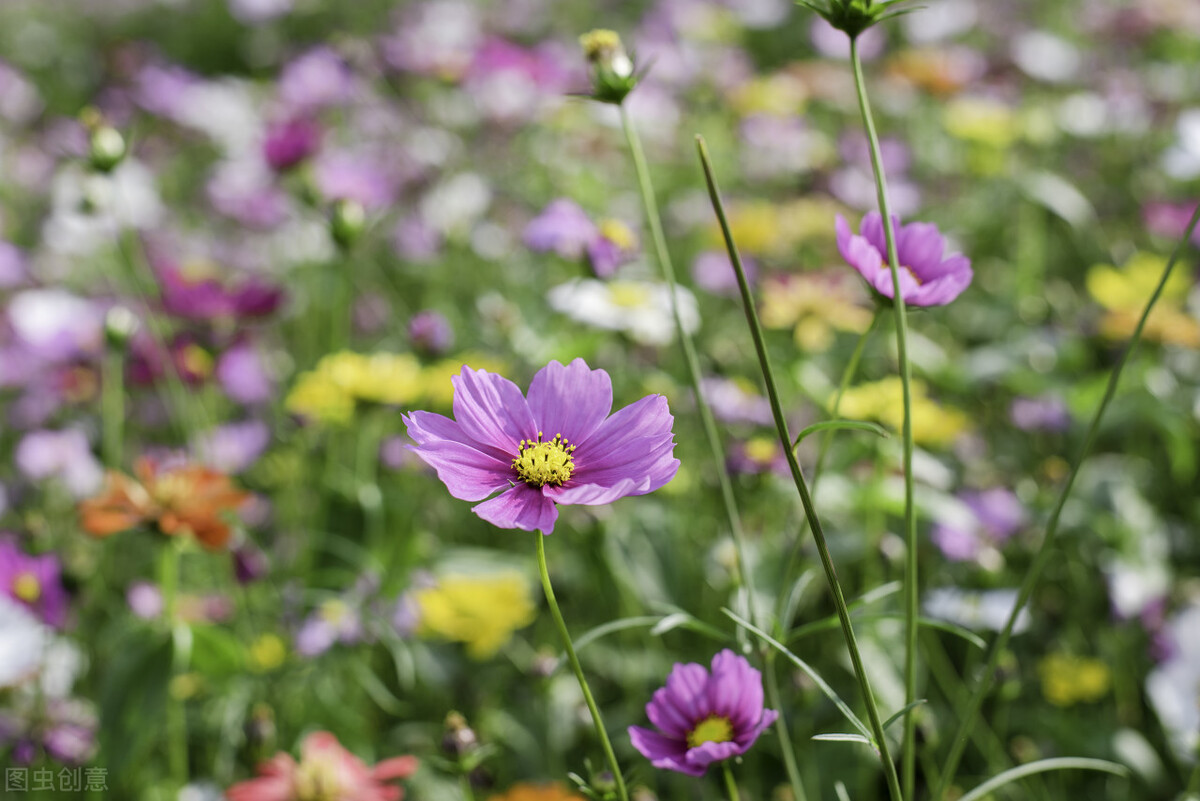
[547,278,699,346]
[1147,600,1200,763]
[923,587,1031,633]
[0,596,50,688]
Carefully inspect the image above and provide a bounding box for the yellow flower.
[759,275,873,352]
[1087,253,1200,346]
[286,351,426,423]
[729,73,808,116]
[942,97,1020,149]
[836,378,968,447]
[488,783,585,801]
[250,634,287,672]
[416,573,537,660]
[1038,654,1111,707]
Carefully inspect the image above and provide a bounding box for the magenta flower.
[403,359,679,534]
[629,650,778,776]
[836,212,973,307]
[0,539,69,628]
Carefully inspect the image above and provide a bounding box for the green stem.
[101,347,125,468]
[765,652,809,801]
[850,37,919,801]
[933,202,1200,801]
[623,104,809,801]
[619,105,758,615]
[696,135,904,801]
[722,762,742,801]
[460,774,477,801]
[160,542,190,788]
[535,534,628,801]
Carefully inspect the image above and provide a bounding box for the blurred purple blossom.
[409,310,455,355]
[0,540,69,629]
[126,581,164,620]
[523,199,598,260]
[15,429,103,499]
[691,251,759,297]
[262,116,321,172]
[1009,395,1070,432]
[278,47,353,113]
[192,421,271,475]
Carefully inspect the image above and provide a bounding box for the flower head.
[579,29,637,105]
[836,212,972,307]
[78,457,250,550]
[415,573,536,659]
[629,649,777,776]
[226,731,417,801]
[0,541,69,629]
[403,359,679,534]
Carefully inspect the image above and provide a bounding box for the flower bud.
[330,198,366,250]
[798,0,912,39]
[441,711,478,758]
[104,306,140,349]
[89,126,127,173]
[579,29,639,105]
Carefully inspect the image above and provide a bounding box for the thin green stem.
[460,774,477,801]
[696,135,903,801]
[765,652,809,801]
[722,762,742,801]
[619,105,757,614]
[160,542,189,788]
[933,203,1200,801]
[850,37,919,801]
[535,534,629,801]
[623,104,809,801]
[101,347,125,468]
[813,311,880,491]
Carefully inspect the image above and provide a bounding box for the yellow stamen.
[293,756,342,801]
[512,432,576,488]
[12,572,41,603]
[687,715,734,748]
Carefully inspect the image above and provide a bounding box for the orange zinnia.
[79,457,250,550]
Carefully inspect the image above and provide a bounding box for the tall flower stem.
[160,541,191,788]
[622,105,809,801]
[697,135,904,801]
[101,346,125,468]
[722,762,742,801]
[849,36,919,800]
[934,203,1200,800]
[619,106,757,609]
[535,534,629,801]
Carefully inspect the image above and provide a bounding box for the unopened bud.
[441,711,478,758]
[330,198,366,250]
[89,126,127,173]
[104,306,140,349]
[579,29,638,105]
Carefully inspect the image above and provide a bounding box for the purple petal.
[451,367,536,453]
[571,395,678,492]
[734,707,779,748]
[662,662,711,720]
[404,410,511,462]
[629,726,703,776]
[645,687,694,738]
[472,484,559,533]
[842,233,886,284]
[684,740,742,769]
[526,358,613,445]
[406,440,513,502]
[896,221,946,274]
[859,211,889,255]
[871,262,921,300]
[544,478,643,507]
[707,650,762,730]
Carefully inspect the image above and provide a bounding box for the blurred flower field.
[0,0,1199,799]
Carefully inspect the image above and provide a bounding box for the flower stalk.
[849,35,920,800]
[696,134,904,801]
[535,533,629,801]
[722,763,741,801]
[933,202,1200,800]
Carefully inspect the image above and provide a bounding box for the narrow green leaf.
[882,699,927,730]
[813,733,873,745]
[793,420,889,450]
[723,609,874,744]
[352,662,407,716]
[958,758,1129,801]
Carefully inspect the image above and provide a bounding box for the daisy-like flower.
[226,731,417,801]
[628,650,778,777]
[403,358,679,534]
[836,212,973,307]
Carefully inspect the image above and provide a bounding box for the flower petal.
[403,410,510,462]
[543,478,642,506]
[897,221,947,275]
[706,650,752,727]
[472,484,559,533]
[684,740,742,769]
[570,395,679,495]
[526,358,613,444]
[663,661,711,720]
[451,366,536,453]
[406,440,513,502]
[629,726,703,776]
[734,708,779,748]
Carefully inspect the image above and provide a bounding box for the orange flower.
[79,457,250,550]
[488,783,585,801]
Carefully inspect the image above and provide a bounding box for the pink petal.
[406,440,513,502]
[526,358,613,444]
[472,484,559,533]
[451,366,536,453]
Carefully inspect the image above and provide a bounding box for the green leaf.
[813,733,873,745]
[723,609,874,744]
[957,758,1129,801]
[792,420,890,450]
[882,699,927,730]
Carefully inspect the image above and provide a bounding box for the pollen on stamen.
[512,432,577,488]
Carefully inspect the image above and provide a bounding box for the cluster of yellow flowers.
[285,351,507,424]
[759,274,874,352]
[1087,252,1200,347]
[1038,653,1112,707]
[836,377,969,447]
[415,573,537,660]
[710,198,844,258]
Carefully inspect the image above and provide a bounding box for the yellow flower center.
[293,756,341,801]
[181,344,214,378]
[12,572,41,603]
[579,29,622,62]
[512,432,576,488]
[598,218,636,251]
[883,262,923,286]
[319,599,351,625]
[607,282,650,309]
[687,715,734,749]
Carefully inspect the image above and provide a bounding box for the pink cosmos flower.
[629,650,778,776]
[226,731,417,801]
[403,359,679,534]
[836,212,973,307]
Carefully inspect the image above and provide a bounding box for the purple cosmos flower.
[836,212,973,307]
[408,310,455,355]
[403,359,679,534]
[0,540,69,629]
[15,428,103,499]
[691,251,759,298]
[523,199,598,260]
[262,117,321,172]
[629,649,778,776]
